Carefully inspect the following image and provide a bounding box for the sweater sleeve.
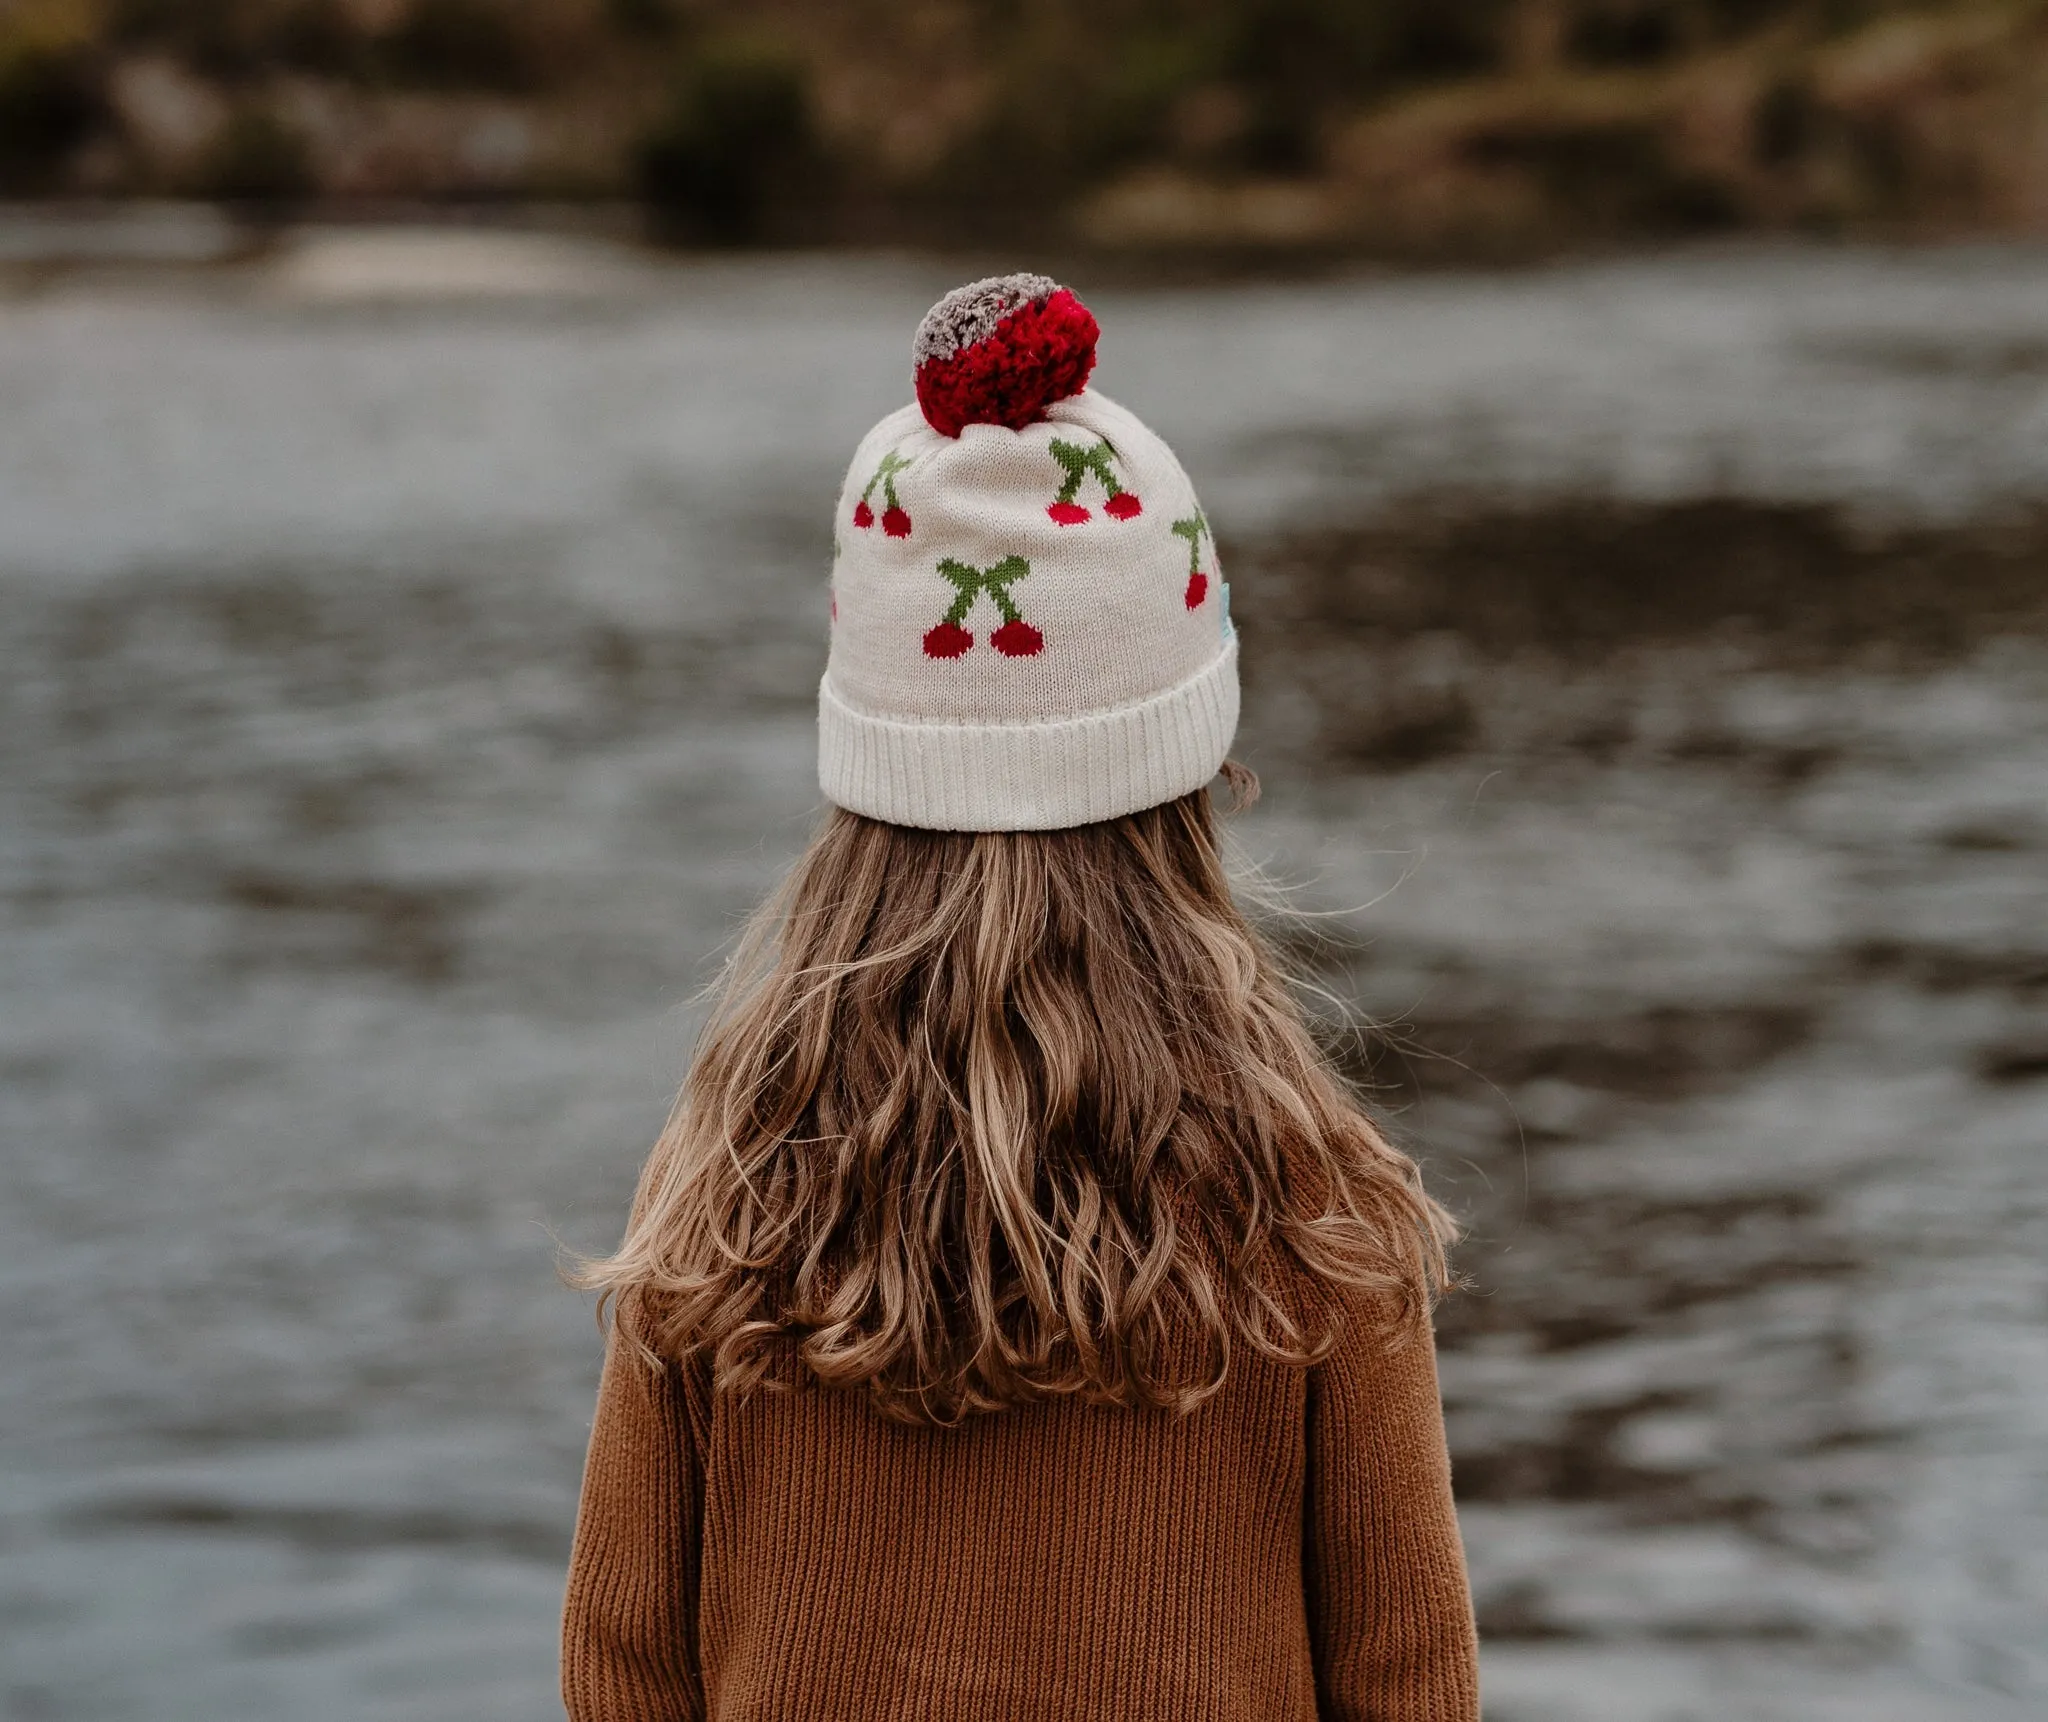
[561,1303,708,1722]
[1304,1300,1480,1722]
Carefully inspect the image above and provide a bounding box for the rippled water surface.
[2,234,2045,1719]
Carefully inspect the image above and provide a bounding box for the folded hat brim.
[819,638,1239,832]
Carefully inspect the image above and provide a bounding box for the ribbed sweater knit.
[561,1289,1480,1722]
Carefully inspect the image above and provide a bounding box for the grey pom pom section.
[912,273,1063,367]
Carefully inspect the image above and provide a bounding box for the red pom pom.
[914,278,1099,439]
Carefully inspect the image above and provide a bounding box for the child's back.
[562,278,1478,1722]
[567,1288,1467,1719]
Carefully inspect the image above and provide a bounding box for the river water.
[1,231,2044,1719]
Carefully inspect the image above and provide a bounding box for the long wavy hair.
[577,769,1454,1425]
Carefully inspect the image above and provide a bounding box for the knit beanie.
[818,274,1237,832]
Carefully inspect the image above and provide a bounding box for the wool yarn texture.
[820,274,1237,832]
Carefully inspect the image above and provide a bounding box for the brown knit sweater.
[561,1288,1479,1722]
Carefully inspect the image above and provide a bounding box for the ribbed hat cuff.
[818,641,1240,832]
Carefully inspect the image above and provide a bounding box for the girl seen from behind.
[563,276,1479,1721]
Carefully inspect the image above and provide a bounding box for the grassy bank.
[4,0,2047,253]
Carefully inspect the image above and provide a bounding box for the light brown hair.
[577,770,1453,1425]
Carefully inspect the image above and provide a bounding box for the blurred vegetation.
[0,2,101,191]
[197,96,311,202]
[635,38,829,243]
[1,0,2046,252]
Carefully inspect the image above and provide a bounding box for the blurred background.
[2,2,2047,1719]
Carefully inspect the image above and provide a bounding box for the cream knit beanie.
[818,274,1237,832]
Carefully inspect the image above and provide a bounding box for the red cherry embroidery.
[923,621,973,658]
[854,451,912,535]
[991,619,1044,657]
[1171,512,1214,613]
[1048,438,1139,524]
[929,557,1036,659]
